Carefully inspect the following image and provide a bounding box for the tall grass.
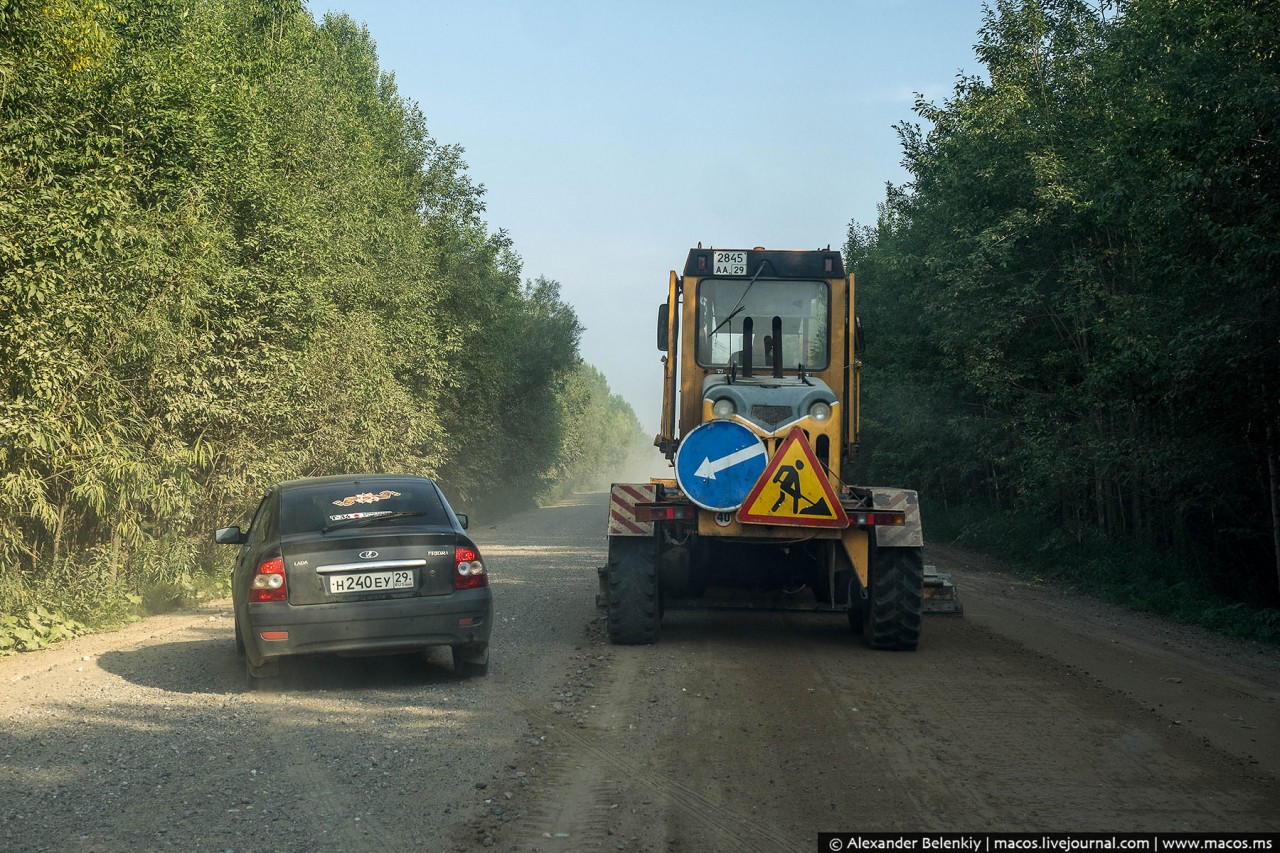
[0,537,230,654]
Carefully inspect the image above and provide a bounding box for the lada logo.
[359,550,379,560]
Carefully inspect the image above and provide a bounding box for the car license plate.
[328,570,414,593]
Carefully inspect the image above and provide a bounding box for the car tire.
[452,644,489,678]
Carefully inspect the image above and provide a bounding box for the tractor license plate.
[328,570,414,593]
[713,250,747,276]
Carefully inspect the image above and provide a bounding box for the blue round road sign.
[675,421,768,512]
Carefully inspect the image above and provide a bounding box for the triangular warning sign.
[737,428,849,528]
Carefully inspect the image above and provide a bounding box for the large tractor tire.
[606,536,660,645]
[862,545,923,651]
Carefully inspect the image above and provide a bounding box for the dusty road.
[2,492,1278,852]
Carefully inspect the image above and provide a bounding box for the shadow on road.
[97,627,472,695]
[656,607,858,648]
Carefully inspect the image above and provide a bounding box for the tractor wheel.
[847,601,864,633]
[862,545,923,651]
[606,536,660,645]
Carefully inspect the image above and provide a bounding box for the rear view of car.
[214,475,492,682]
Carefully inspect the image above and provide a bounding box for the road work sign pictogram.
[736,428,849,528]
[674,420,768,512]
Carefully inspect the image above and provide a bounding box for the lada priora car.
[214,474,491,680]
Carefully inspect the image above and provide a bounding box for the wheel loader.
[601,246,960,650]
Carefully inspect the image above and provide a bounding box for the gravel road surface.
[2,492,1277,852]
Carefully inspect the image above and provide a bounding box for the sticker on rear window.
[332,490,402,507]
[328,511,394,522]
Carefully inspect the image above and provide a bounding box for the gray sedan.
[214,474,492,681]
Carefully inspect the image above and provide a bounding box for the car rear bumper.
[243,588,492,663]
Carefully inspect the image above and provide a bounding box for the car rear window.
[279,481,451,535]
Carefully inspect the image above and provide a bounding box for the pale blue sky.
[311,1,990,436]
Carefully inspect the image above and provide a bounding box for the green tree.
[848,0,1280,612]
[1,0,638,639]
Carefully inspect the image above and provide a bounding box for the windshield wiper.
[711,304,745,336]
[321,511,426,534]
[357,511,426,526]
[710,258,776,335]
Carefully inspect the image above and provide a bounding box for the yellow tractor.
[603,246,960,650]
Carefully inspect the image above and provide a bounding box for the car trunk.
[281,530,459,605]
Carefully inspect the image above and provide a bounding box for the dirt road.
[2,492,1277,852]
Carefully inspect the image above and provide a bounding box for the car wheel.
[452,644,489,678]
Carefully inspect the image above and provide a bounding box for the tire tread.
[863,546,923,651]
[606,537,660,645]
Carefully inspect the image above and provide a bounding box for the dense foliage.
[0,0,647,632]
[848,0,1279,629]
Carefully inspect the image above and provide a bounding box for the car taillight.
[454,546,487,590]
[249,556,287,602]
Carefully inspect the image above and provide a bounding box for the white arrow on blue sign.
[674,420,769,511]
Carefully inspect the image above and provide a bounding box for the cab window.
[695,278,830,370]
